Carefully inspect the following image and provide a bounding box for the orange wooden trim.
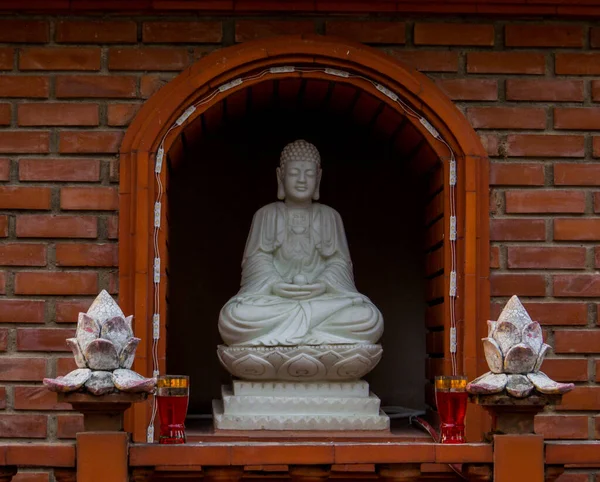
[119,35,490,443]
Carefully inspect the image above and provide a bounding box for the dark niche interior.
[166,77,435,416]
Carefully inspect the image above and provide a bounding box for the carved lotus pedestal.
[214,344,389,431]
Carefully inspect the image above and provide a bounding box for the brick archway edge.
[119,34,490,442]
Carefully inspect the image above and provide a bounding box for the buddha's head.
[277,140,322,203]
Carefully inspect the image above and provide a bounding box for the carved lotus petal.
[232,354,277,379]
[527,372,574,395]
[100,316,133,354]
[318,350,344,366]
[125,315,133,331]
[333,354,373,379]
[497,295,532,330]
[506,374,534,398]
[503,343,537,374]
[487,320,497,337]
[66,338,87,368]
[466,372,507,395]
[43,368,92,393]
[112,369,156,393]
[265,351,287,369]
[534,344,551,372]
[84,338,119,371]
[522,322,543,354]
[279,354,326,380]
[118,337,140,369]
[85,370,114,395]
[494,321,521,354]
[87,289,125,326]
[483,337,503,374]
[76,313,100,352]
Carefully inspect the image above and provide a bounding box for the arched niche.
[119,35,490,442]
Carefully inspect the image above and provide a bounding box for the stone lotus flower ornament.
[467,295,574,398]
[44,290,155,395]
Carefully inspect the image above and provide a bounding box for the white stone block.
[232,380,369,398]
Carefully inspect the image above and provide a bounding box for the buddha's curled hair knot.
[280,139,321,169]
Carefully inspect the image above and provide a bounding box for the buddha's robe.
[218,202,384,346]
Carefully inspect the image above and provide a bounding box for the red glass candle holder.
[435,375,468,444]
[156,375,189,444]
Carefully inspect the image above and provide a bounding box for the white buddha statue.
[218,140,384,347]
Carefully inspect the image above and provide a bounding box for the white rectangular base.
[232,380,369,398]
[213,400,390,431]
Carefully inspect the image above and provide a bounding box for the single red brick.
[17,215,97,239]
[490,273,546,297]
[15,272,98,296]
[107,103,141,127]
[19,47,101,71]
[56,75,137,98]
[0,271,7,295]
[326,20,405,44]
[535,415,588,439]
[555,163,600,186]
[0,415,47,438]
[595,138,600,159]
[388,50,459,72]
[554,275,600,298]
[414,23,494,46]
[0,216,8,237]
[592,27,600,48]
[14,386,72,410]
[596,192,600,212]
[56,20,137,43]
[56,299,92,323]
[16,328,75,351]
[0,132,49,154]
[59,131,123,154]
[435,79,497,101]
[57,414,83,439]
[490,163,544,186]
[467,52,545,74]
[6,444,75,467]
[0,48,12,70]
[555,330,600,354]
[107,216,119,239]
[542,358,588,381]
[12,472,50,482]
[493,301,588,326]
[0,386,5,409]
[506,79,584,102]
[0,299,45,323]
[108,47,188,71]
[490,219,546,241]
[505,190,585,214]
[467,107,546,130]
[235,20,315,42]
[506,24,583,47]
[18,103,98,127]
[109,271,119,294]
[60,187,118,211]
[556,53,600,75]
[0,358,47,381]
[0,20,48,43]
[0,328,7,351]
[0,158,9,181]
[0,103,11,125]
[0,244,46,266]
[506,135,584,157]
[0,76,49,98]
[554,219,600,241]
[554,108,600,130]
[490,246,500,269]
[19,158,100,182]
[142,21,223,43]
[56,243,118,267]
[56,356,78,376]
[596,247,600,269]
[558,387,600,411]
[593,81,600,102]
[508,246,586,269]
[0,186,51,210]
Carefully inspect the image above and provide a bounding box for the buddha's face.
[280,159,321,203]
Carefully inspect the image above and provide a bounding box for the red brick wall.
[0,15,598,480]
